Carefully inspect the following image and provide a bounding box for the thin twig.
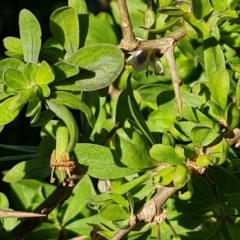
[111,217,137,240]
[117,0,138,50]
[164,46,182,117]
[9,167,84,240]
[0,209,46,218]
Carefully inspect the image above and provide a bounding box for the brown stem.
[0,209,46,218]
[111,217,137,240]
[164,46,182,117]
[9,167,84,240]
[112,186,177,239]
[117,0,138,50]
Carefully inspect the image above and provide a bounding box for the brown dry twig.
[0,209,46,218]
[9,166,84,240]
[117,0,185,117]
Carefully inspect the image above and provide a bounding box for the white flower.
[127,48,164,76]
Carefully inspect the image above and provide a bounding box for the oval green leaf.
[74,143,138,179]
[19,9,41,63]
[149,144,184,165]
[53,44,124,91]
[50,7,79,55]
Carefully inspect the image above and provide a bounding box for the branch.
[0,209,46,218]
[117,0,138,50]
[112,185,177,239]
[164,46,182,117]
[9,167,84,240]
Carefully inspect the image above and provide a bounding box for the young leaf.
[36,61,55,85]
[50,7,79,55]
[114,128,156,169]
[173,163,190,188]
[46,100,79,152]
[74,143,138,179]
[149,144,184,165]
[3,37,24,59]
[19,9,41,63]
[22,62,38,82]
[0,58,24,82]
[53,43,124,91]
[3,68,31,90]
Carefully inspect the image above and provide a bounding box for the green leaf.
[208,138,229,165]
[61,174,97,225]
[3,37,23,59]
[191,125,219,148]
[85,13,118,45]
[158,6,187,16]
[170,121,196,142]
[226,219,240,240]
[22,62,38,82]
[127,76,156,145]
[211,166,240,201]
[36,61,55,85]
[0,58,24,82]
[209,69,229,111]
[3,68,31,90]
[37,84,50,98]
[19,9,41,63]
[154,167,175,186]
[74,143,138,179]
[26,96,41,118]
[0,192,9,209]
[50,7,79,55]
[112,172,151,195]
[3,159,51,182]
[191,0,213,19]
[114,128,156,169]
[0,97,22,125]
[68,0,88,48]
[206,100,224,121]
[46,100,79,152]
[173,163,190,188]
[49,91,95,127]
[196,155,213,166]
[225,103,240,130]
[8,89,35,112]
[236,79,240,109]
[53,44,124,91]
[203,35,225,80]
[209,0,228,11]
[51,62,79,83]
[149,144,184,165]
[183,20,198,39]
[229,57,240,72]
[100,203,130,221]
[225,193,240,215]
